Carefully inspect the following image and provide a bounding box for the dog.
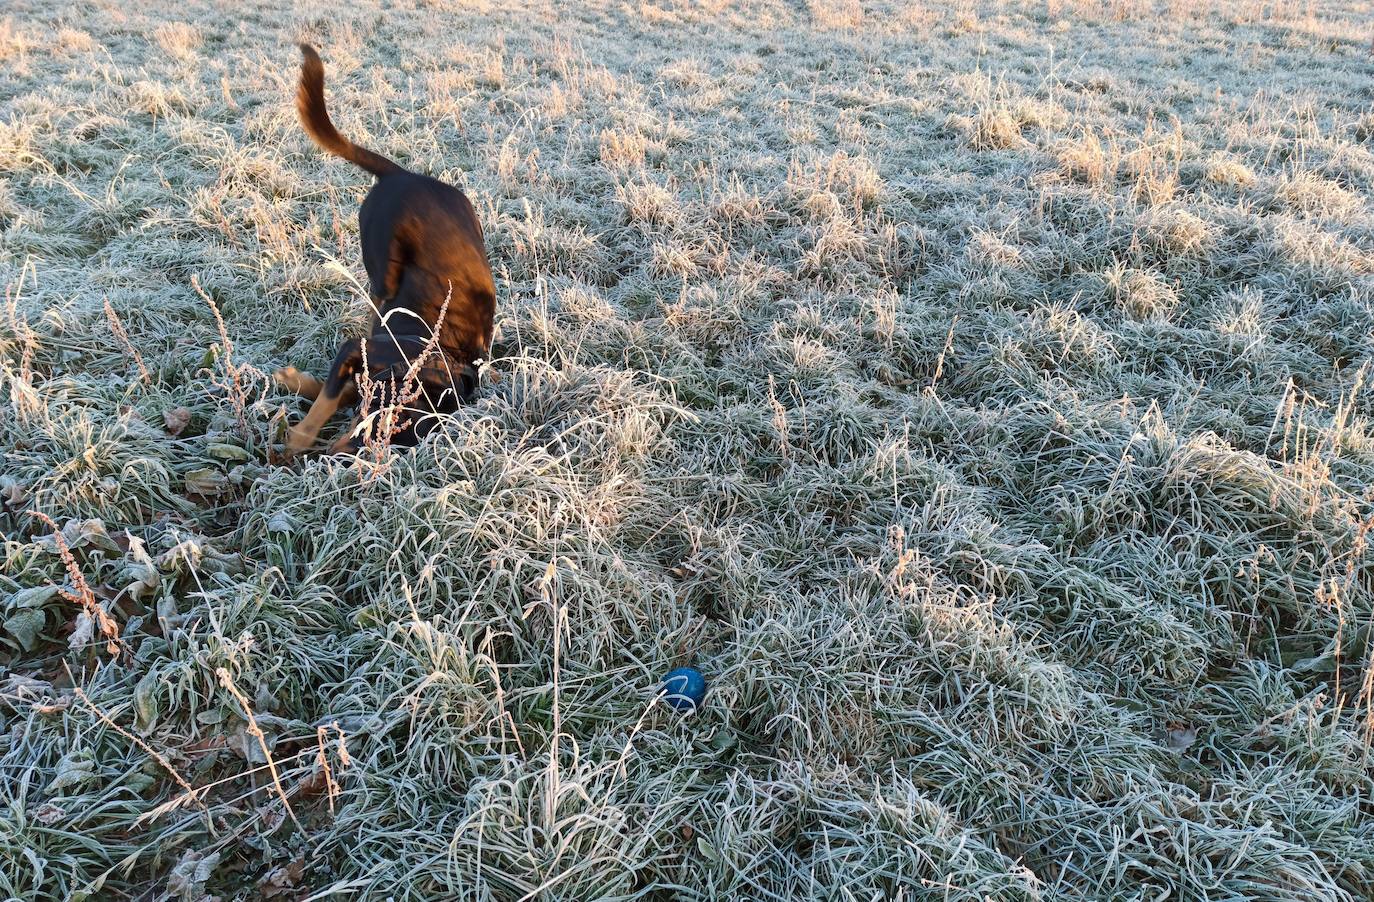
[274,44,495,457]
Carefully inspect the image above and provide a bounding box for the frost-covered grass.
[4,0,1374,898]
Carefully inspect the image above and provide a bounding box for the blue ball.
[662,667,706,712]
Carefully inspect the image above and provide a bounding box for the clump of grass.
[1199,152,1257,188]
[952,104,1027,150]
[1102,262,1180,321]
[616,178,680,226]
[151,22,201,60]
[1270,170,1366,220]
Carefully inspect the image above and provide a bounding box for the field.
[4,0,1374,897]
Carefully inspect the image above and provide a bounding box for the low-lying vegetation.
[3,0,1374,898]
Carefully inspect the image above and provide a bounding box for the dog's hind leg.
[273,366,324,400]
[285,340,362,455]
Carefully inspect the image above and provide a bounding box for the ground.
[3,0,1374,898]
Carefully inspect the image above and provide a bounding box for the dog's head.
[354,338,480,450]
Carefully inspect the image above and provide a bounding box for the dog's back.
[358,172,495,365]
[295,44,495,368]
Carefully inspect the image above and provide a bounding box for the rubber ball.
[662,667,706,712]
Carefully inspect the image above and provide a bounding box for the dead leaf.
[296,768,329,797]
[1165,721,1199,752]
[207,442,250,462]
[3,674,53,698]
[33,696,72,715]
[257,803,286,833]
[158,537,205,574]
[0,477,28,509]
[38,519,122,554]
[120,532,160,602]
[164,407,192,436]
[228,720,277,764]
[184,734,229,755]
[257,858,305,898]
[68,612,95,649]
[31,802,65,825]
[166,848,220,901]
[184,468,228,498]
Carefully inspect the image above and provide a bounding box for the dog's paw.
[273,366,301,387]
[284,426,315,455]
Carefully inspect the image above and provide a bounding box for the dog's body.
[275,44,495,456]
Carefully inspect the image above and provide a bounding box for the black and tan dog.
[274,44,495,457]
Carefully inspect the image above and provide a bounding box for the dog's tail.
[296,44,401,178]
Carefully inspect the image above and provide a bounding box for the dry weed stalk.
[192,273,262,437]
[4,266,40,407]
[353,283,455,470]
[102,297,151,385]
[314,722,349,815]
[217,667,303,832]
[27,509,125,658]
[69,677,209,826]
